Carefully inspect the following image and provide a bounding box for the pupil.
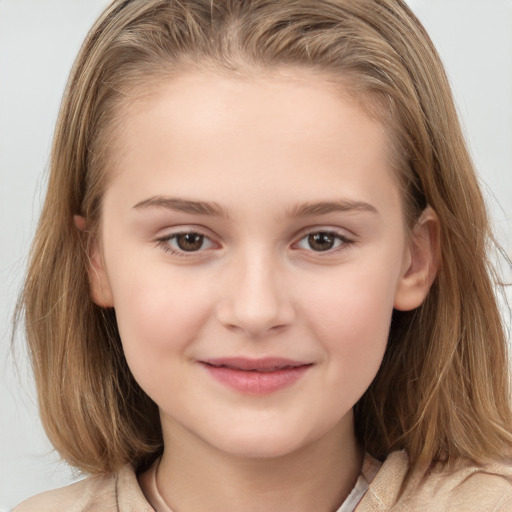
[308,232,334,251]
[176,233,203,251]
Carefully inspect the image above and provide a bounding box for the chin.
[207,425,317,460]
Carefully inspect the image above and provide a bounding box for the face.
[90,70,433,460]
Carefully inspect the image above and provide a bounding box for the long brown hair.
[18,0,512,474]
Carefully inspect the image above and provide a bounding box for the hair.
[18,0,512,475]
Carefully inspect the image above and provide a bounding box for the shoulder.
[12,472,118,512]
[358,451,512,512]
[13,465,154,512]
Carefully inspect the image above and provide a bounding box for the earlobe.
[88,244,114,308]
[74,215,87,231]
[74,215,114,308]
[394,207,441,311]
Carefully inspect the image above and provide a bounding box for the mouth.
[203,357,310,371]
[199,357,313,395]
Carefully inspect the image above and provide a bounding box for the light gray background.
[1,0,511,509]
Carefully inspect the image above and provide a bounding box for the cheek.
[301,259,399,393]
[303,252,399,337]
[106,263,214,390]
[319,289,391,372]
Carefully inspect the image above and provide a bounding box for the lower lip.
[201,364,311,395]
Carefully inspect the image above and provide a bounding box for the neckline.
[139,452,382,512]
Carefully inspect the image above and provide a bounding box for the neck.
[154,414,362,512]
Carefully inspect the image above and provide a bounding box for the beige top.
[13,451,512,512]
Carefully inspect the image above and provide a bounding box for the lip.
[199,357,313,395]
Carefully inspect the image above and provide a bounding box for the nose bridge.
[216,244,294,336]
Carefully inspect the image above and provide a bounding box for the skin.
[86,70,438,512]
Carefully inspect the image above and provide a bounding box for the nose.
[215,250,296,338]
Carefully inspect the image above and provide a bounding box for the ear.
[394,207,440,311]
[74,215,114,308]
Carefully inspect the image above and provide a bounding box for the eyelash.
[156,231,216,257]
[155,229,354,257]
[294,230,354,254]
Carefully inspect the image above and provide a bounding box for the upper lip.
[201,357,312,372]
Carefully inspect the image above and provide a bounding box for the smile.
[199,358,313,395]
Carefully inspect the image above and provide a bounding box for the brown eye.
[175,233,205,251]
[295,231,351,253]
[157,231,216,256]
[307,232,336,251]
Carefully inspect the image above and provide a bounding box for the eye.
[295,231,351,252]
[157,231,216,254]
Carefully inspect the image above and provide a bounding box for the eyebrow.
[133,196,378,219]
[285,200,378,218]
[133,196,229,217]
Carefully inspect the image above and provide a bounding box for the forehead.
[115,67,395,151]
[103,70,402,215]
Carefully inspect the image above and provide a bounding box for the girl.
[14,0,512,510]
